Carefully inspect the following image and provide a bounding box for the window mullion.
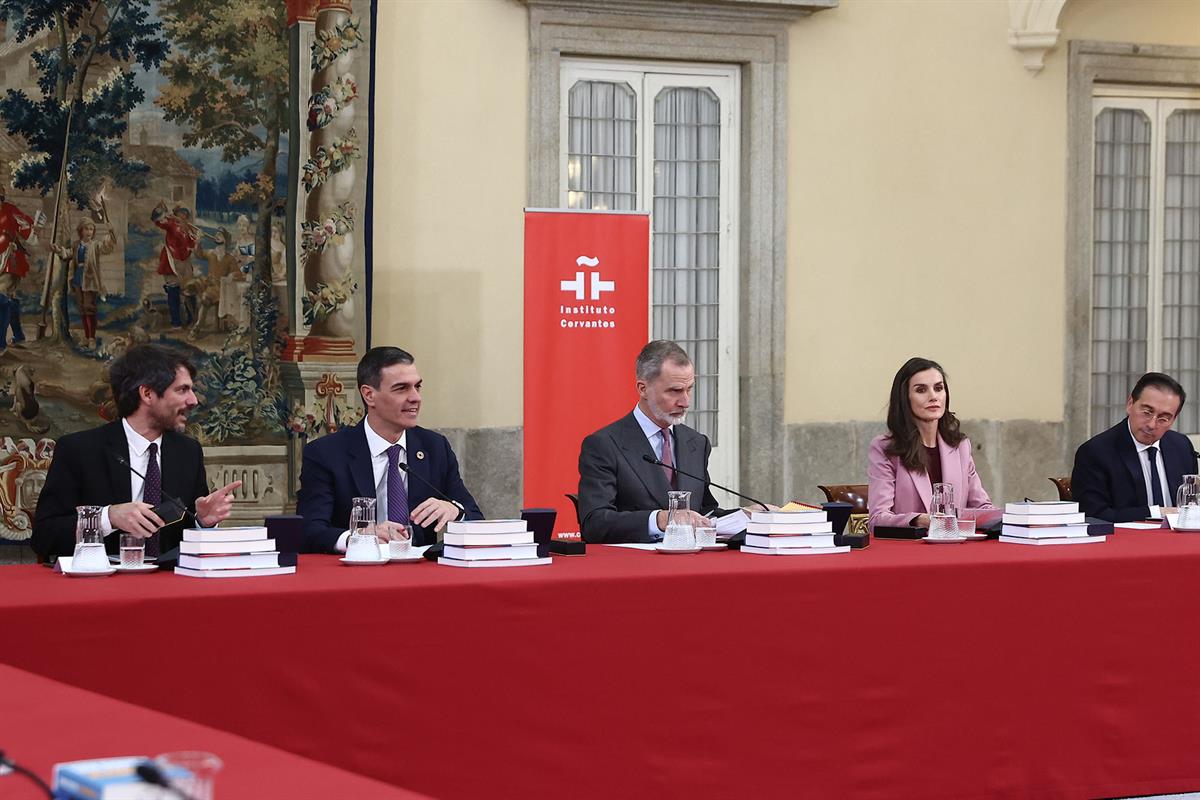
[1148,99,1166,372]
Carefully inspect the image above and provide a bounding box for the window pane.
[652,87,721,442]
[1162,109,1200,435]
[1092,108,1151,434]
[566,81,637,211]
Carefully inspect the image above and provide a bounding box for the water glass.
[694,525,717,547]
[928,512,957,540]
[119,533,145,568]
[156,751,222,800]
[955,518,977,537]
[388,524,415,558]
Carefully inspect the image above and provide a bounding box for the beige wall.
[371,0,527,429]
[786,0,1200,425]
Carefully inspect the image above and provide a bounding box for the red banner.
[523,210,650,535]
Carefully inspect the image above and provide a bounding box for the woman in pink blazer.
[867,357,995,531]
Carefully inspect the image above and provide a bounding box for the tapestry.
[0,0,373,544]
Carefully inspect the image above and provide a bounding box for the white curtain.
[1161,109,1200,434]
[652,87,721,441]
[566,81,637,210]
[1092,108,1151,433]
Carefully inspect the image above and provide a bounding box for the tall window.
[1092,87,1200,437]
[560,60,740,483]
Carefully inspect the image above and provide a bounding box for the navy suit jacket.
[32,420,208,559]
[577,412,721,544]
[1071,420,1198,522]
[297,422,483,553]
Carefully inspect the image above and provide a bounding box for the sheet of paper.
[605,543,659,550]
[714,509,749,536]
[1125,521,1167,530]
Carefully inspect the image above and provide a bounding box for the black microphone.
[110,450,188,526]
[396,462,464,561]
[0,749,53,798]
[135,762,197,800]
[642,453,769,511]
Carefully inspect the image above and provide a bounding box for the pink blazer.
[867,433,995,531]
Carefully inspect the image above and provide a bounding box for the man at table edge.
[576,339,729,544]
[31,344,240,560]
[1071,371,1198,523]
[297,346,483,553]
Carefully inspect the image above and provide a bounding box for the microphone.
[396,462,464,561]
[0,749,53,798]
[642,453,769,511]
[110,450,188,525]
[135,762,197,800]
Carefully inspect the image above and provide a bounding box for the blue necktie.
[1147,446,1165,506]
[386,445,409,524]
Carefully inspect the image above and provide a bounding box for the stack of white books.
[741,508,850,555]
[999,501,1103,546]
[173,526,298,578]
[437,519,551,568]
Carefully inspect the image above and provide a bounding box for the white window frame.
[1091,85,1200,444]
[559,58,741,486]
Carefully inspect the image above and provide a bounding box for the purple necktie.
[386,445,409,524]
[660,428,676,489]
[143,442,161,558]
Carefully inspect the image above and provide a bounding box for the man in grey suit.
[577,340,721,543]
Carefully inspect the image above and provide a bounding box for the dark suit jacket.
[296,422,483,553]
[577,412,720,544]
[1071,420,1198,522]
[32,421,209,559]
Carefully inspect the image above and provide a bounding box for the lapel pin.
[416,451,425,460]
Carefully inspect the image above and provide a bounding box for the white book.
[444,519,528,535]
[437,556,552,568]
[750,509,827,524]
[743,533,837,549]
[443,544,539,561]
[179,539,276,555]
[178,552,284,570]
[1001,524,1090,539]
[174,565,297,578]
[443,531,534,546]
[745,521,834,535]
[182,526,269,542]
[999,535,1105,546]
[740,544,850,556]
[1003,501,1079,515]
[1002,512,1086,526]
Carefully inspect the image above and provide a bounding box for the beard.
[151,405,188,434]
[647,395,687,426]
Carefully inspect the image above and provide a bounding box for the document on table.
[606,543,659,550]
[1125,521,1167,530]
[713,509,749,536]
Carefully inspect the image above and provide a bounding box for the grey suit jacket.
[577,412,721,543]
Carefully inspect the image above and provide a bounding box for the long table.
[4,531,1200,799]
[0,662,429,799]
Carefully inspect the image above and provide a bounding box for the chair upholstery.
[817,484,869,514]
[1049,477,1073,502]
[565,492,581,527]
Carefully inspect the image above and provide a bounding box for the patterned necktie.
[386,445,410,524]
[660,428,676,488]
[143,442,161,558]
[1147,446,1165,506]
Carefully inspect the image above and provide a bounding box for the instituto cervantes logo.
[559,255,616,329]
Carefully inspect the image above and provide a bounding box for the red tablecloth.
[4,531,1200,799]
[0,662,429,799]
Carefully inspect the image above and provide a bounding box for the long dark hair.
[884,357,965,473]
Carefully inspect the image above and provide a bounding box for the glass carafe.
[929,483,958,539]
[346,496,380,560]
[1177,475,1200,528]
[73,505,108,571]
[663,490,695,549]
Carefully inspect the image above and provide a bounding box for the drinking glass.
[694,525,717,547]
[955,519,977,537]
[155,752,222,800]
[72,505,107,571]
[388,524,415,558]
[119,533,145,568]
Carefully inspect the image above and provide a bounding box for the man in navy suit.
[32,344,241,560]
[1072,372,1199,523]
[298,346,482,552]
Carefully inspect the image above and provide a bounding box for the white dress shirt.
[335,419,408,553]
[1129,422,1171,519]
[100,418,163,536]
[633,404,674,541]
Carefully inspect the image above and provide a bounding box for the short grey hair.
[635,340,691,383]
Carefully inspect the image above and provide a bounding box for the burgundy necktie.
[143,442,161,558]
[660,428,676,488]
[386,445,410,524]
